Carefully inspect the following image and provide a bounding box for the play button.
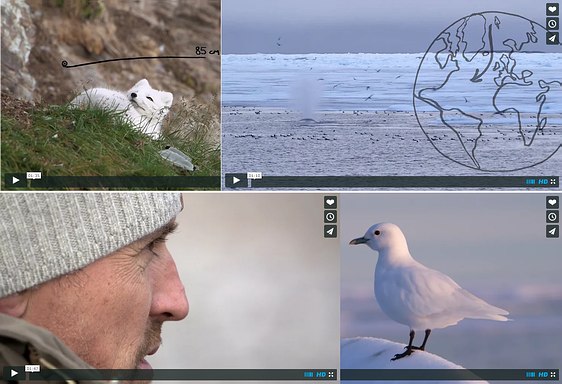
[224,173,248,188]
[4,173,26,188]
[3,366,25,380]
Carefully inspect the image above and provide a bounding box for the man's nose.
[150,246,189,321]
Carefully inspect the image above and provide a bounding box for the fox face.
[127,79,173,118]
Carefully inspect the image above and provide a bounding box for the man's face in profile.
[20,221,189,369]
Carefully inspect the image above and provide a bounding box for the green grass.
[1,98,220,190]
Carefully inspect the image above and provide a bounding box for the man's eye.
[148,236,167,255]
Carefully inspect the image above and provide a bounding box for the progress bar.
[17,368,337,381]
[224,175,559,188]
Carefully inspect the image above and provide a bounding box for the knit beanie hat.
[0,192,182,298]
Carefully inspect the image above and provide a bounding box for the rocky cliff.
[1,0,220,106]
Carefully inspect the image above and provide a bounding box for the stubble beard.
[133,320,163,369]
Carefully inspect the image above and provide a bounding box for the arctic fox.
[71,79,173,139]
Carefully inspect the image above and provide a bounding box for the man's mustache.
[135,321,163,366]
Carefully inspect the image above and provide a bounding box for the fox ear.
[133,79,150,89]
[160,91,173,107]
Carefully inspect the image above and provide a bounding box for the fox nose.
[131,92,137,98]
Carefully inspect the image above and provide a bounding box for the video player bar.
[22,368,337,381]
[5,175,220,189]
[342,369,559,381]
[225,175,559,189]
[12,368,558,381]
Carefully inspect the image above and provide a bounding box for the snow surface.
[342,337,465,369]
[341,337,488,383]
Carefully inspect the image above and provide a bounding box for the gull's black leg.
[391,329,415,361]
[419,329,431,350]
[412,329,431,351]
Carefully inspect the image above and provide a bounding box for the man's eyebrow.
[157,221,178,239]
[148,221,178,243]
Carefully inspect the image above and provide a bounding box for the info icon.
[547,3,559,16]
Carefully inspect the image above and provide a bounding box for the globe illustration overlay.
[413,12,561,172]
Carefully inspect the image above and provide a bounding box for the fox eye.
[146,96,154,102]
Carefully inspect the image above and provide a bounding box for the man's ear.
[0,292,30,317]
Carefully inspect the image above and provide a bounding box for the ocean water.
[222,53,422,111]
[222,53,561,180]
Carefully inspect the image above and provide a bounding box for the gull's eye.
[146,96,154,102]
[374,230,381,236]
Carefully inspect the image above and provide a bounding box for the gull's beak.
[349,237,368,245]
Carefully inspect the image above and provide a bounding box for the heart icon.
[326,199,335,206]
[548,199,557,206]
[549,5,557,13]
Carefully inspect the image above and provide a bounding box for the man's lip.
[138,357,152,370]
[137,346,159,370]
[147,345,160,356]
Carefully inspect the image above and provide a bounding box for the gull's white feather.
[354,223,509,331]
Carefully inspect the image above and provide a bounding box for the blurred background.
[341,193,562,369]
[150,193,340,378]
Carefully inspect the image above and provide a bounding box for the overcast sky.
[223,0,544,53]
[341,193,561,293]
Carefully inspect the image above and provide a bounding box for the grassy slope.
[1,95,220,189]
